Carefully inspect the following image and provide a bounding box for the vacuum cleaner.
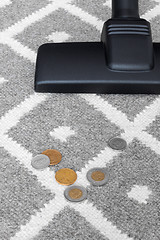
[34,0,160,94]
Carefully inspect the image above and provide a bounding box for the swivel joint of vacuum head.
[101,0,153,71]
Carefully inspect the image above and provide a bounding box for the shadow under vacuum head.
[35,0,160,94]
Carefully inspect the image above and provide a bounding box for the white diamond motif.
[0,77,8,85]
[127,185,152,204]
[47,31,71,42]
[50,126,76,142]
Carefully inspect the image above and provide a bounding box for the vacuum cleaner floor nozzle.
[35,42,160,94]
[34,0,160,94]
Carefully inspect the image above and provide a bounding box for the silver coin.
[64,185,87,202]
[87,168,108,186]
[31,154,50,170]
[108,137,127,150]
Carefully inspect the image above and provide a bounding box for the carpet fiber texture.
[0,0,160,240]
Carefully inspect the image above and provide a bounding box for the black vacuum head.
[35,0,160,94]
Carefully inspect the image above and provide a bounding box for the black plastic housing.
[101,19,154,71]
[35,42,160,94]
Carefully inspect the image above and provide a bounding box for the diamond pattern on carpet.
[87,139,160,240]
[1,0,160,239]
[7,94,122,171]
[0,148,54,240]
[33,206,108,240]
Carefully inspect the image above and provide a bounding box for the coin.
[55,168,77,185]
[42,149,62,165]
[68,188,83,199]
[87,168,108,186]
[91,171,105,181]
[108,137,127,150]
[64,186,87,202]
[31,154,50,170]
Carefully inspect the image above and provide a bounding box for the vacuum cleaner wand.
[112,0,139,18]
[35,0,160,94]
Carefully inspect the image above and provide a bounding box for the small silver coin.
[31,154,50,170]
[64,186,87,202]
[87,168,108,186]
[108,137,127,150]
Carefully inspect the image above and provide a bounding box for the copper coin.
[68,188,83,199]
[42,149,62,165]
[55,168,77,185]
[91,171,105,181]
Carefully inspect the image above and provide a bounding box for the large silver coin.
[87,168,108,186]
[31,154,50,170]
[108,137,127,150]
[64,186,87,202]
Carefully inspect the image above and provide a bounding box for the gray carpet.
[1,0,160,240]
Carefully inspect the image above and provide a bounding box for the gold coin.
[68,188,83,199]
[42,149,62,165]
[55,168,77,185]
[91,171,105,181]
